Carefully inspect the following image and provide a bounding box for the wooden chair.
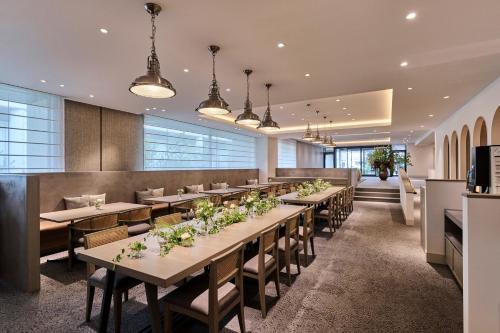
[68,213,119,269]
[209,194,222,207]
[299,206,315,266]
[348,185,354,213]
[315,196,335,235]
[84,226,142,332]
[154,212,183,227]
[164,243,246,333]
[289,186,296,193]
[278,189,287,196]
[173,200,197,220]
[341,188,349,220]
[118,207,152,236]
[243,225,280,318]
[333,192,342,228]
[278,214,301,285]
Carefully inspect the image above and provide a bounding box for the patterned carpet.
[0,201,462,332]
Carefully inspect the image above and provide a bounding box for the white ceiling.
[1,0,499,145]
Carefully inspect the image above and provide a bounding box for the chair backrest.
[327,196,334,218]
[209,194,222,207]
[223,200,240,208]
[260,225,279,257]
[303,206,315,237]
[71,213,119,233]
[289,186,296,193]
[279,189,287,196]
[334,192,341,212]
[118,207,152,224]
[154,212,182,226]
[286,214,300,242]
[209,243,244,314]
[246,179,258,185]
[83,225,128,276]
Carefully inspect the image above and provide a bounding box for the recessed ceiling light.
[99,28,108,34]
[410,130,414,133]
[304,73,311,77]
[347,113,351,116]
[225,88,231,92]
[406,12,417,20]
[277,42,285,48]
[443,95,450,99]
[161,109,166,112]
[291,113,295,116]
[342,107,347,110]
[428,114,434,118]
[183,68,189,73]
[400,61,408,67]
[336,99,340,102]
[408,87,413,90]
[59,84,64,87]
[40,79,46,83]
[89,94,94,98]
[198,118,202,121]
[301,118,305,121]
[145,108,150,111]
[152,107,156,110]
[420,125,425,128]
[279,106,284,109]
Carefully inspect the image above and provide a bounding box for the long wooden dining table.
[280,186,344,206]
[78,204,306,333]
[143,193,209,213]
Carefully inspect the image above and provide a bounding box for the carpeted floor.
[0,201,462,332]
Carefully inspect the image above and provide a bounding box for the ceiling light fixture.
[225,88,231,92]
[408,87,413,90]
[129,3,176,99]
[312,110,323,144]
[327,120,336,147]
[321,116,330,146]
[257,83,280,130]
[196,45,231,115]
[277,42,285,48]
[302,103,314,141]
[336,99,340,102]
[59,84,64,87]
[89,94,94,98]
[99,28,109,34]
[443,95,450,99]
[342,107,347,110]
[183,68,189,72]
[305,73,311,77]
[428,114,434,118]
[406,12,417,20]
[235,69,260,126]
[400,61,408,67]
[40,79,46,83]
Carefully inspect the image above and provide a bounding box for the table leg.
[145,283,161,333]
[98,269,115,333]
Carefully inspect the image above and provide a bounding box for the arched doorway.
[492,106,500,145]
[473,117,488,146]
[450,131,458,179]
[443,135,450,179]
[460,125,471,180]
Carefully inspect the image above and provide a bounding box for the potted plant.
[367,146,392,180]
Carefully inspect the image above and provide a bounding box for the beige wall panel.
[64,100,100,171]
[296,141,323,168]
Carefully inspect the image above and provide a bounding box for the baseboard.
[426,252,446,264]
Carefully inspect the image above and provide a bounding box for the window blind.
[278,139,297,168]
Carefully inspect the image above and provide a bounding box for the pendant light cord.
[245,71,251,109]
[211,50,217,85]
[148,10,159,71]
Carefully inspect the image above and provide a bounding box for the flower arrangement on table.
[112,237,148,264]
[242,191,260,216]
[209,204,246,234]
[155,224,197,256]
[194,198,217,233]
[177,188,184,198]
[297,178,332,198]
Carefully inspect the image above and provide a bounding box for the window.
[278,139,296,168]
[0,83,63,173]
[144,115,256,170]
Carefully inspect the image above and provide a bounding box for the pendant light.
[235,69,261,126]
[322,116,330,146]
[129,3,176,99]
[327,120,337,147]
[196,45,231,115]
[312,110,323,144]
[257,83,280,130]
[302,104,314,141]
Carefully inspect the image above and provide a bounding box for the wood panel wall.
[64,100,143,172]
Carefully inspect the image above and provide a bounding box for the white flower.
[230,204,236,209]
[246,198,253,203]
[180,233,191,240]
[209,202,214,207]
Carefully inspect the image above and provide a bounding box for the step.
[355,187,399,193]
[354,195,400,203]
[354,191,400,198]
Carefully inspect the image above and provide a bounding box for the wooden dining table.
[143,193,209,213]
[78,204,305,333]
[200,187,247,197]
[40,202,148,223]
[279,186,344,206]
[236,184,272,191]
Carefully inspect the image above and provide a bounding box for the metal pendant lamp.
[302,104,314,141]
[312,110,323,144]
[235,69,261,126]
[257,83,280,130]
[327,120,336,147]
[129,3,176,99]
[196,45,230,115]
[321,116,330,146]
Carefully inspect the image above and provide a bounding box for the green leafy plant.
[242,191,259,215]
[367,146,413,177]
[194,198,217,231]
[151,224,197,256]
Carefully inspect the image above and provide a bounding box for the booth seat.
[40,219,70,256]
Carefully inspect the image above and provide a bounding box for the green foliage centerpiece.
[242,191,260,217]
[194,198,217,234]
[297,178,331,198]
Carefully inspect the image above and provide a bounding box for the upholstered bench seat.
[40,219,70,255]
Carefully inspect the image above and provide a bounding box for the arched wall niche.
[460,125,471,180]
[473,117,488,146]
[492,106,500,145]
[450,131,459,180]
[443,135,450,179]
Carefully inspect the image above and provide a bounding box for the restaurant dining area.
[1,1,500,332]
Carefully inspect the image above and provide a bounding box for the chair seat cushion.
[278,237,298,251]
[299,226,312,237]
[89,268,141,290]
[164,275,239,316]
[316,209,330,217]
[127,223,152,235]
[243,253,275,274]
[40,219,70,232]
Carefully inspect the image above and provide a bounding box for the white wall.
[434,77,500,179]
[296,141,323,168]
[407,143,434,178]
[463,194,500,333]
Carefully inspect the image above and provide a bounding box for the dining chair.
[342,188,349,220]
[278,189,287,196]
[299,206,315,266]
[289,185,296,193]
[83,226,142,333]
[315,196,335,235]
[118,207,152,236]
[209,194,222,207]
[243,225,280,318]
[278,214,301,285]
[348,185,354,213]
[164,243,246,333]
[154,212,183,226]
[68,213,119,269]
[333,192,342,228]
[173,200,197,220]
